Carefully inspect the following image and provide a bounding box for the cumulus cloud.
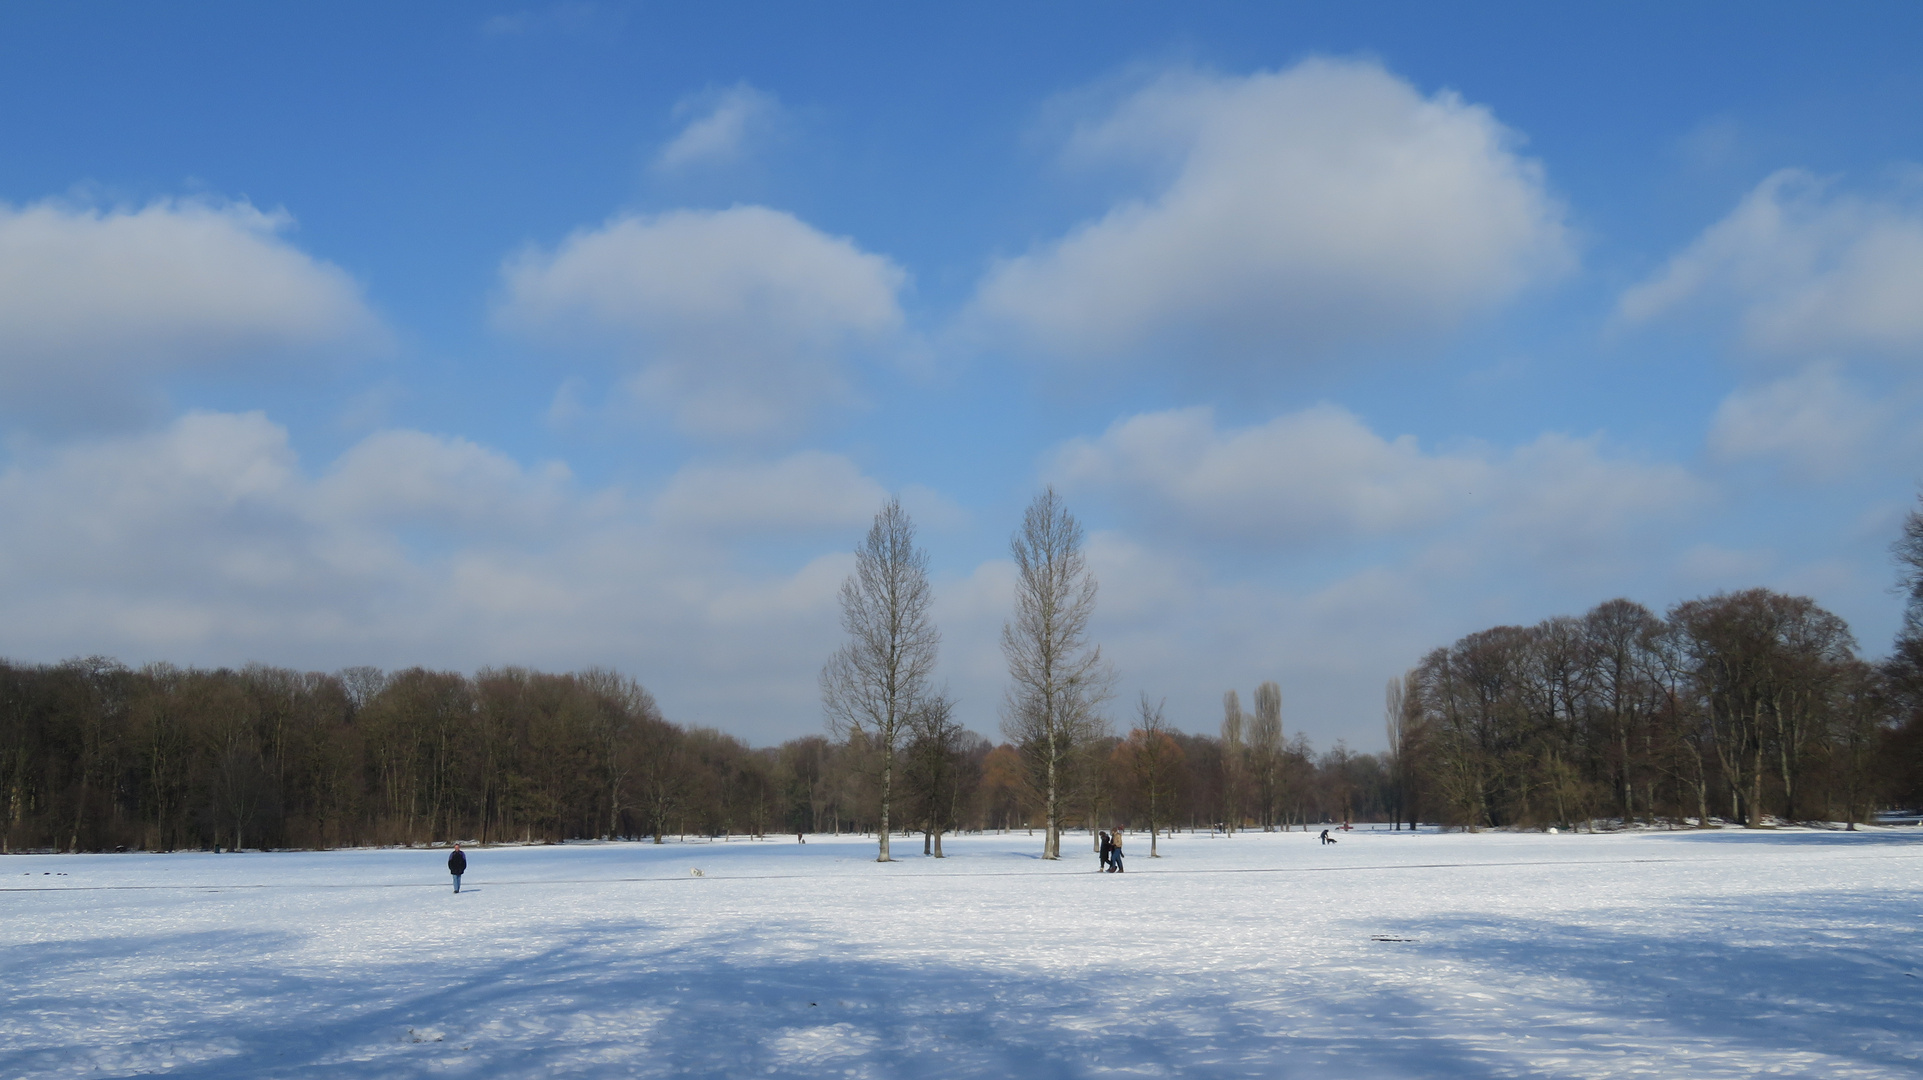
[0,410,920,743]
[0,198,383,421]
[655,83,786,171]
[1706,363,1896,478]
[1028,407,1702,743]
[1621,169,1923,357]
[1487,432,1704,559]
[1051,404,1478,542]
[316,429,576,535]
[0,412,590,607]
[654,451,887,534]
[1001,405,1731,748]
[498,205,907,438]
[972,58,1571,364]
[1049,404,1700,556]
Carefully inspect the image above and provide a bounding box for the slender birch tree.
[821,497,939,862]
[1001,488,1111,860]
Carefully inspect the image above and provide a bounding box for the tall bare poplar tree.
[1220,691,1245,834]
[1384,673,1412,831]
[1250,681,1283,830]
[822,498,939,862]
[1001,488,1111,860]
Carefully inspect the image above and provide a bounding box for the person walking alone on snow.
[448,843,467,893]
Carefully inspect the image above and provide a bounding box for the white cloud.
[316,429,576,535]
[1083,530,1198,620]
[1051,404,1479,542]
[0,401,1870,755]
[655,83,785,171]
[0,411,949,744]
[0,198,383,421]
[1620,169,1923,357]
[972,58,1571,363]
[654,451,887,534]
[0,412,312,599]
[1050,404,1701,560]
[498,205,907,438]
[1008,405,1713,747]
[1675,543,1776,588]
[1008,409,1710,747]
[1707,363,1895,478]
[1488,432,1704,559]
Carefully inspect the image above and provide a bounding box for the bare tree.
[1670,590,1854,827]
[1250,681,1283,830]
[1580,600,1666,824]
[635,717,687,843]
[902,694,972,857]
[1884,496,1923,806]
[1124,694,1184,856]
[1384,673,1408,831]
[1220,690,1245,834]
[578,668,664,840]
[1001,488,1112,860]
[1896,495,1923,642]
[1831,659,1887,830]
[822,497,940,862]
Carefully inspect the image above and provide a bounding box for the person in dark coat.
[1098,830,1113,871]
[449,843,467,893]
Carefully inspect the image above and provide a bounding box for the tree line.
[0,651,1400,854]
[4,492,1917,853]
[1385,499,1923,830]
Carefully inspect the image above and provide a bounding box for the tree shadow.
[1645,829,1923,848]
[1391,892,1922,1074]
[2,918,1496,1080]
[8,885,1918,1079]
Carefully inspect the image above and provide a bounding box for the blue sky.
[1,3,1919,749]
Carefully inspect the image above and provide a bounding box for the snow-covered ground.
[4,826,1920,1078]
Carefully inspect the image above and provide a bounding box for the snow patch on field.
[2,828,1920,1078]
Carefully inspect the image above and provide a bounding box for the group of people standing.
[1098,830,1126,872]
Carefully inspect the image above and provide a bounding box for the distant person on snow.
[1099,830,1113,871]
[1110,831,1124,873]
[1319,829,1336,845]
[449,843,467,893]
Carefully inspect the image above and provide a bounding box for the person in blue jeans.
[448,843,467,893]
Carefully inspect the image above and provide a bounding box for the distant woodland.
[5,494,1920,854]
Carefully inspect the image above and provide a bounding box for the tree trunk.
[1043,742,1059,859]
[877,758,892,861]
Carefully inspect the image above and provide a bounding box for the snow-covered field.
[4,827,1920,1079]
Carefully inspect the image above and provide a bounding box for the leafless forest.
[4,496,1920,854]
